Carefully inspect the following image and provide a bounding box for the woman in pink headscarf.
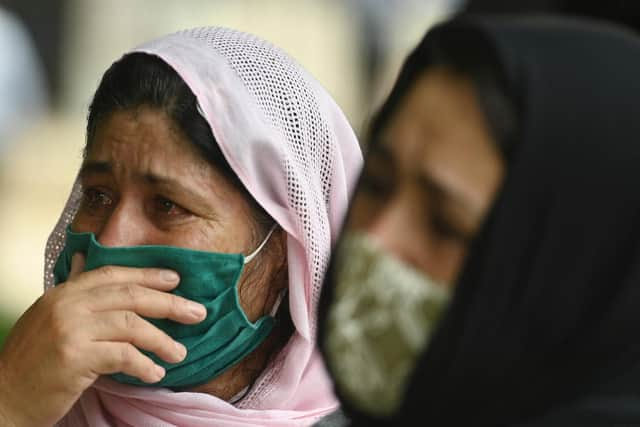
[0,27,362,426]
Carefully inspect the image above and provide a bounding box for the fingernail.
[154,365,165,380]
[162,270,179,283]
[188,302,206,319]
[175,342,187,360]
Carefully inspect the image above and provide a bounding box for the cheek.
[347,190,468,285]
[71,210,98,233]
[412,211,469,284]
[71,199,113,234]
[163,203,257,254]
[422,237,467,284]
[154,220,238,253]
[157,221,257,254]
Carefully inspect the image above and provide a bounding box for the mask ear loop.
[269,288,288,317]
[244,224,278,264]
[243,224,286,316]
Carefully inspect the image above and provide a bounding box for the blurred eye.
[80,188,114,215]
[429,210,470,244]
[155,197,190,217]
[359,147,396,201]
[359,168,393,199]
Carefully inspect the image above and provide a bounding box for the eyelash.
[358,167,470,244]
[81,188,114,213]
[80,188,190,218]
[154,197,189,216]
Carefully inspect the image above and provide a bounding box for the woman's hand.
[0,253,206,427]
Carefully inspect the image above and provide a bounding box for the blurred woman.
[318,15,640,426]
[0,27,362,426]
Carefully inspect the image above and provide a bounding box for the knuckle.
[146,364,158,380]
[102,345,127,374]
[123,310,138,330]
[121,283,139,304]
[100,351,118,373]
[119,344,151,379]
[56,340,80,367]
[141,269,155,285]
[156,329,173,348]
[118,343,135,368]
[169,296,183,316]
[100,265,118,281]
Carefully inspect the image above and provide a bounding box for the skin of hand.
[0,253,206,427]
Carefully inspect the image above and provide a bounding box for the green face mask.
[53,225,280,389]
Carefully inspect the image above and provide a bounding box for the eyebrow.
[78,160,213,207]
[370,138,480,215]
[417,171,479,216]
[78,160,112,177]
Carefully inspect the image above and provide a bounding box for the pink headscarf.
[44,27,363,426]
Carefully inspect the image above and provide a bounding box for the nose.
[97,199,148,247]
[366,194,422,269]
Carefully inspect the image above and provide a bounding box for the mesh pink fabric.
[45,27,363,426]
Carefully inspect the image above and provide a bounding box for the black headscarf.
[462,0,640,34]
[317,15,640,426]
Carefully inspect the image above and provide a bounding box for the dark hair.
[86,52,273,234]
[369,24,519,160]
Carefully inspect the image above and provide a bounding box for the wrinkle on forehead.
[380,66,503,217]
[88,108,231,201]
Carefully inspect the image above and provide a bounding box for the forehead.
[376,66,503,209]
[88,108,204,165]
[380,66,488,159]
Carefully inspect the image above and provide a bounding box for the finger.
[90,341,166,384]
[87,284,207,324]
[72,265,181,292]
[69,252,86,279]
[91,311,186,363]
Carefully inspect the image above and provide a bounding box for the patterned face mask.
[324,231,452,417]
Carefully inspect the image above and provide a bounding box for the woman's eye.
[360,170,393,198]
[155,197,189,216]
[81,188,114,212]
[429,212,470,244]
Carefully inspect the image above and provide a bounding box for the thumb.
[69,252,86,279]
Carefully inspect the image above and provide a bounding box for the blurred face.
[72,107,287,397]
[323,66,506,415]
[348,66,505,284]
